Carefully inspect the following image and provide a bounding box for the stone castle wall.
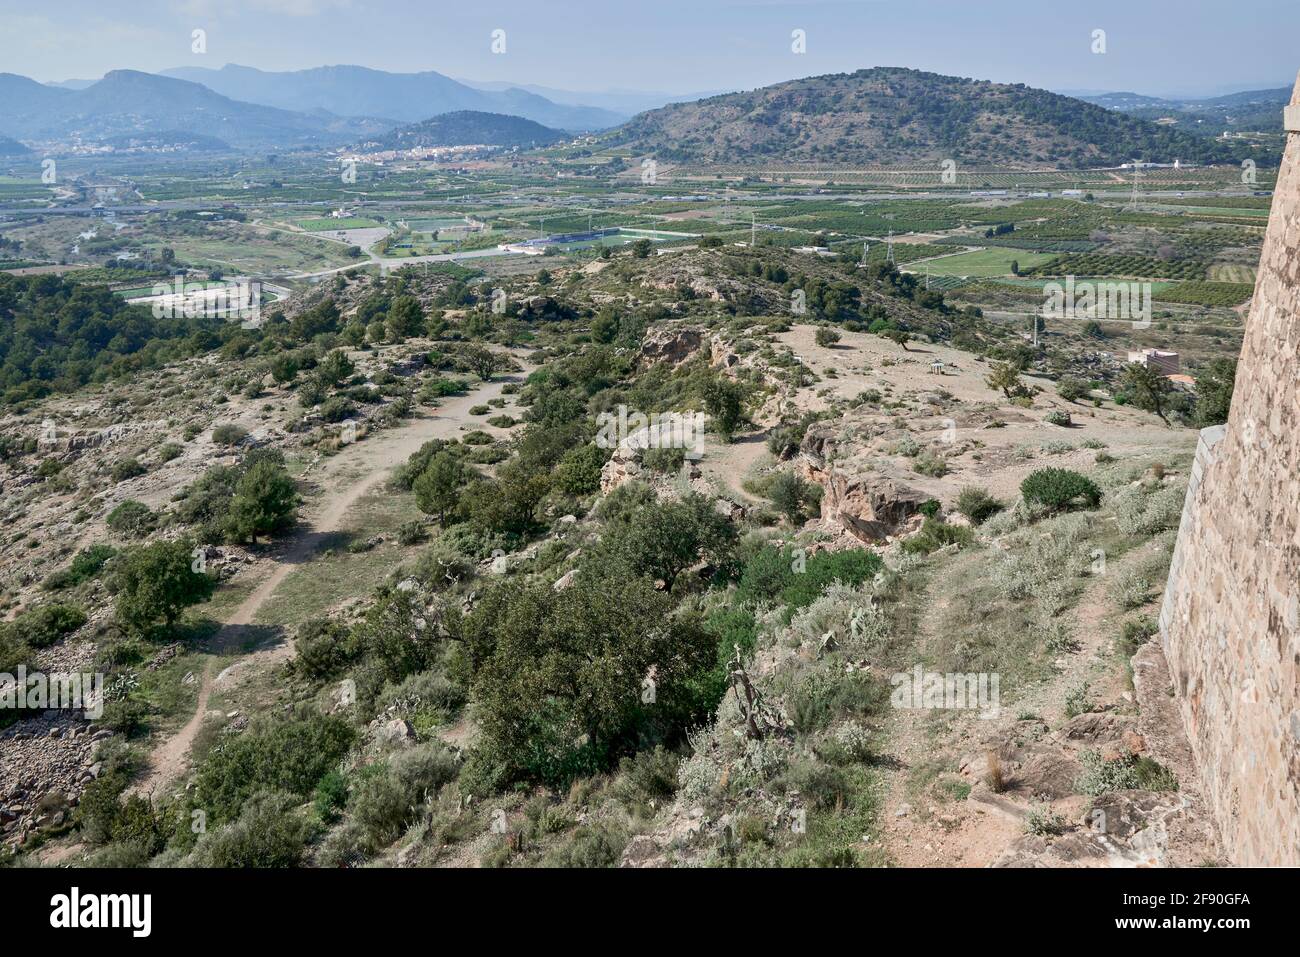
[1158,74,1300,866]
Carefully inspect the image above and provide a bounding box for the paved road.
[285,245,520,280]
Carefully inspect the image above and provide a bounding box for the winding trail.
[131,365,528,799]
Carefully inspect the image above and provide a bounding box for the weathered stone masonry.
[1158,74,1300,866]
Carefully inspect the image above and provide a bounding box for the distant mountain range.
[454,79,725,117]
[607,67,1258,169]
[0,70,388,149]
[159,64,625,132]
[0,64,619,153]
[357,111,566,151]
[1076,87,1291,136]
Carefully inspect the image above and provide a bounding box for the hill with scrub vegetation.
[357,110,568,151]
[607,67,1254,168]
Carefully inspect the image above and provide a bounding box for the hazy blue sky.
[2,0,1295,97]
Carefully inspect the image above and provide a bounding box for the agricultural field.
[1152,280,1256,307]
[137,229,358,275]
[1024,252,1210,280]
[921,247,1058,277]
[0,178,50,204]
[1206,263,1256,283]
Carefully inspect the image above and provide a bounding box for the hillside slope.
[0,71,388,148]
[1080,86,1290,136]
[358,110,566,150]
[608,67,1250,168]
[0,134,31,157]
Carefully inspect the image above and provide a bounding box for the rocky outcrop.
[600,441,642,494]
[991,790,1191,868]
[639,327,703,367]
[798,423,929,543]
[599,422,703,494]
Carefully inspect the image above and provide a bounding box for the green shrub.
[318,397,356,424]
[900,517,974,555]
[374,669,467,730]
[73,773,132,846]
[44,544,117,590]
[767,471,818,525]
[420,377,467,401]
[955,487,1003,525]
[1111,568,1152,610]
[641,446,686,474]
[1024,805,1067,836]
[1113,484,1184,536]
[110,458,146,482]
[541,821,628,868]
[314,770,349,823]
[3,603,87,648]
[912,451,948,477]
[1044,410,1072,427]
[891,435,921,458]
[1077,751,1178,796]
[106,500,156,538]
[397,520,426,546]
[189,791,312,868]
[348,743,460,849]
[465,445,508,465]
[785,669,889,735]
[737,546,882,614]
[191,712,356,825]
[211,424,249,446]
[815,327,841,348]
[1117,615,1158,659]
[767,414,817,458]
[553,444,604,496]
[1064,681,1093,718]
[96,698,150,737]
[156,443,183,464]
[1021,468,1101,512]
[1057,377,1090,402]
[611,746,681,812]
[291,619,359,681]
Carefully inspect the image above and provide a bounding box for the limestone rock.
[639,327,703,367]
[798,423,931,542]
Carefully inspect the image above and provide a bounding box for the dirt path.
[130,366,529,799]
[876,540,1163,865]
[875,583,1021,867]
[699,432,770,503]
